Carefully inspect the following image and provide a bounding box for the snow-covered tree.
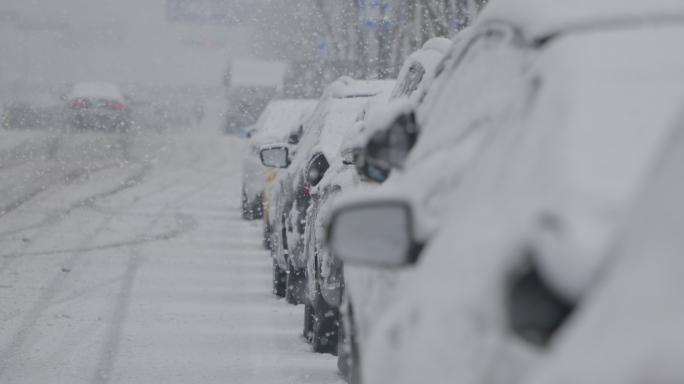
[252,0,488,80]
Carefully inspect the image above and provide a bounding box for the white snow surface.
[480,0,684,39]
[0,101,343,383]
[420,37,452,54]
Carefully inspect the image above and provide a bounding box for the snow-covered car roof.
[311,92,395,196]
[327,77,396,99]
[312,98,372,161]
[480,0,684,40]
[68,82,124,101]
[250,99,318,144]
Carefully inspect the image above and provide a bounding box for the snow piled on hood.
[421,37,451,54]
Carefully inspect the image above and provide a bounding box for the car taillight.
[305,183,311,196]
[70,100,85,108]
[107,101,124,109]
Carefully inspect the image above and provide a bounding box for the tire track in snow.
[0,213,197,259]
[90,173,227,384]
[0,164,214,379]
[0,214,118,379]
[0,165,151,275]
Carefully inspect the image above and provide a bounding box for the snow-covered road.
[0,114,342,383]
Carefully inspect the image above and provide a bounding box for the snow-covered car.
[1,87,62,130]
[326,1,684,383]
[241,99,317,220]
[64,82,130,132]
[296,38,451,367]
[301,90,393,355]
[353,37,452,182]
[262,105,317,248]
[259,77,394,304]
[320,21,526,381]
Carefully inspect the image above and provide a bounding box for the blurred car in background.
[223,86,279,134]
[326,1,684,383]
[64,82,130,132]
[241,99,318,220]
[222,60,286,134]
[1,85,62,130]
[259,77,394,309]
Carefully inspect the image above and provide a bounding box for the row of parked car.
[241,0,684,383]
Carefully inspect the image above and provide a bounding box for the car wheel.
[252,193,263,220]
[285,257,306,305]
[262,223,271,250]
[272,258,287,298]
[303,296,314,341]
[312,281,339,355]
[338,304,361,383]
[241,189,253,220]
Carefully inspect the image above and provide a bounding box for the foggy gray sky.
[0,0,255,88]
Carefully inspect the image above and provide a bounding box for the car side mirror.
[260,144,290,168]
[387,112,418,166]
[326,200,422,267]
[359,112,418,182]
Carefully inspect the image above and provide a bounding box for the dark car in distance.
[64,82,130,132]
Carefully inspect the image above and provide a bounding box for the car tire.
[303,297,315,341]
[285,258,306,305]
[338,305,362,383]
[241,189,253,220]
[272,258,287,298]
[242,192,263,221]
[312,282,339,355]
[263,223,271,250]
